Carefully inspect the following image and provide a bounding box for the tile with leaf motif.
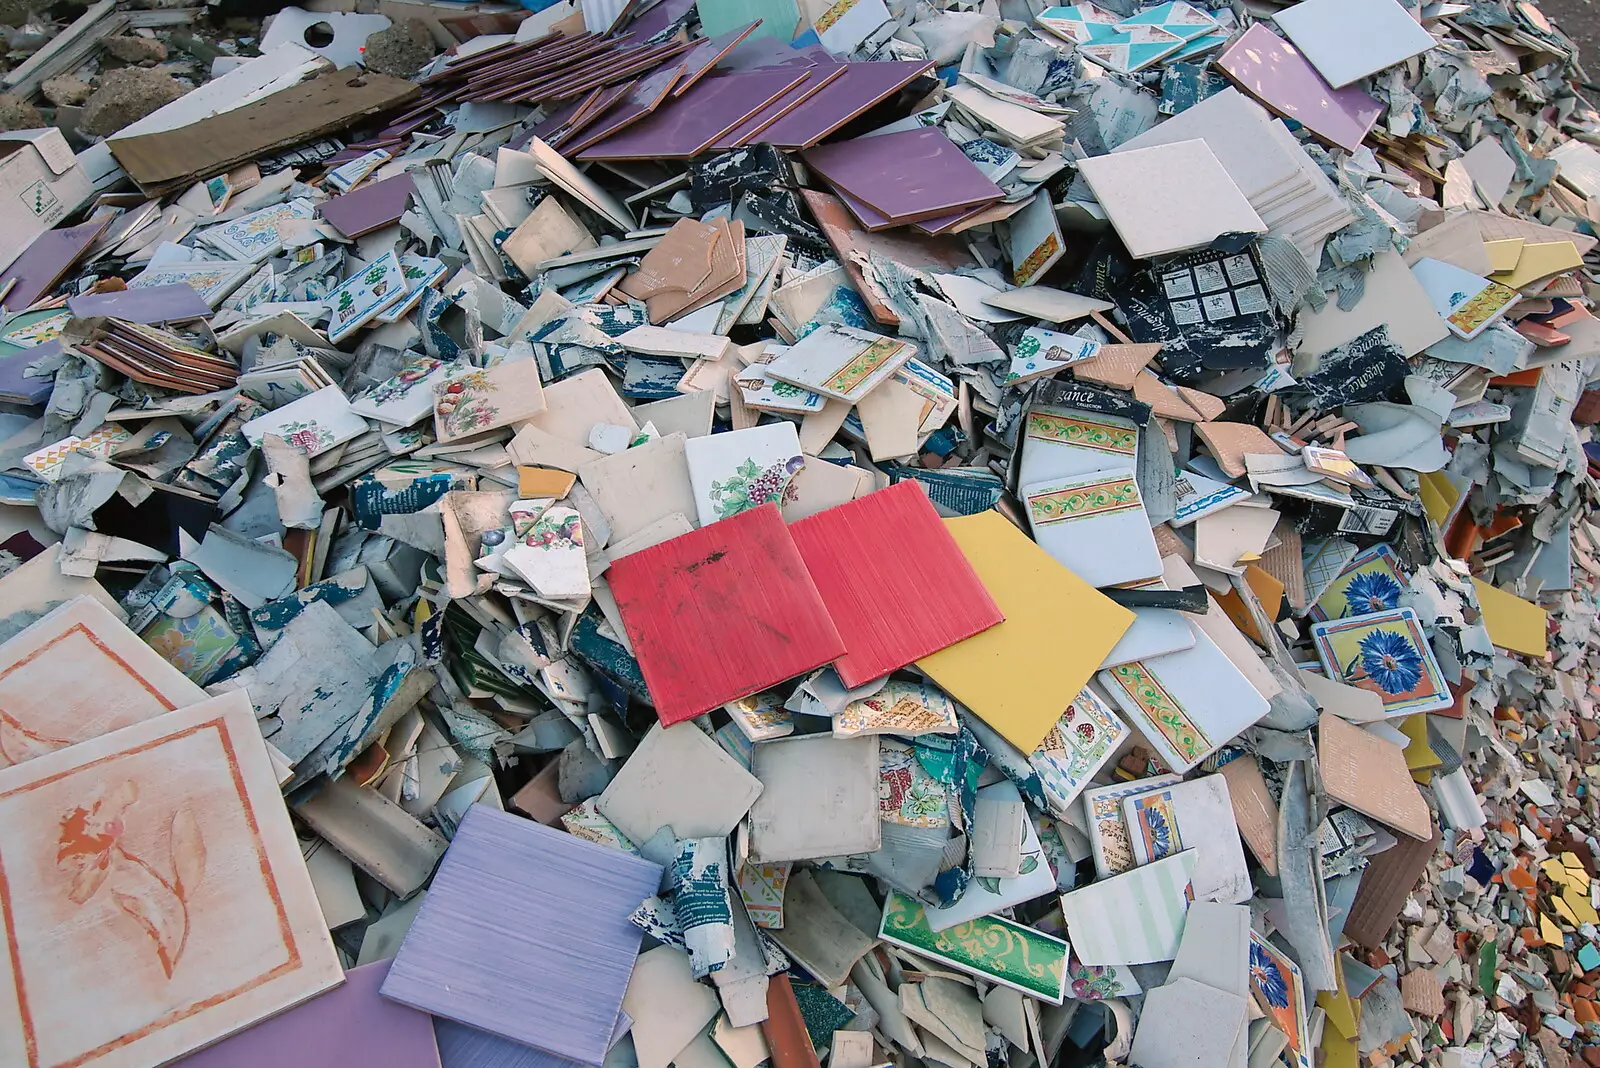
[326,251,408,343]
[684,422,804,527]
[1022,470,1161,587]
[348,353,452,427]
[1096,626,1271,774]
[241,385,369,457]
[878,889,1070,1002]
[0,693,341,1068]
[1029,686,1129,818]
[763,323,916,403]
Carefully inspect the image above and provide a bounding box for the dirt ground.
[1541,0,1600,82]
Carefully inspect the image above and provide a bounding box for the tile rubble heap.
[1,0,1600,1066]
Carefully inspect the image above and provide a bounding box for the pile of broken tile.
[3,0,1600,1066]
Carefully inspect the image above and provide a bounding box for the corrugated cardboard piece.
[0,128,94,273]
[109,66,418,193]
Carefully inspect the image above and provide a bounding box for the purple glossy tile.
[803,127,1001,222]
[380,807,662,1067]
[1217,24,1383,153]
[435,1013,631,1068]
[0,219,110,311]
[758,62,932,148]
[69,283,212,323]
[175,960,441,1068]
[710,66,844,150]
[579,69,810,159]
[0,342,54,404]
[320,173,417,239]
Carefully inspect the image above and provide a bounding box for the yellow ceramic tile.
[1483,238,1525,272]
[1418,471,1463,527]
[1565,886,1599,927]
[1490,239,1583,289]
[1554,895,1580,928]
[1398,715,1441,771]
[1472,579,1548,657]
[1321,1028,1360,1068]
[1540,912,1564,945]
[1561,852,1588,883]
[1318,958,1358,1041]
[1545,857,1576,886]
[917,511,1134,754]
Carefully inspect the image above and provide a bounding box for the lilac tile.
[320,173,417,239]
[623,0,696,40]
[548,81,640,151]
[69,283,212,323]
[530,96,586,141]
[0,343,54,404]
[381,807,662,1068]
[437,1022,574,1068]
[710,66,844,150]
[175,961,441,1068]
[0,220,110,311]
[833,187,970,232]
[1216,24,1383,153]
[758,61,933,148]
[564,65,684,154]
[673,21,761,96]
[803,127,1002,222]
[717,35,839,72]
[578,69,810,159]
[435,1013,631,1068]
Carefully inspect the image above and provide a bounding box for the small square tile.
[381,806,662,1066]
[789,482,1002,687]
[607,504,846,725]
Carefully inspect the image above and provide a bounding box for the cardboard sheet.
[110,67,419,193]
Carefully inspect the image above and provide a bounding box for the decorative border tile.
[824,336,905,395]
[1026,476,1142,526]
[1102,661,1210,763]
[1025,412,1137,455]
[877,890,1068,1003]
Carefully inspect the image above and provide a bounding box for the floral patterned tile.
[432,359,546,442]
[1309,606,1451,715]
[240,385,369,457]
[683,422,804,527]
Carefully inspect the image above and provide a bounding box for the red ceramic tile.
[789,482,1003,688]
[607,503,846,725]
